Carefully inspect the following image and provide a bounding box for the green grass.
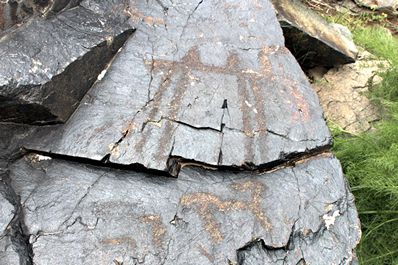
[331,25,398,264]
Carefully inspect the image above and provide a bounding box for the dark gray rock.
[7,154,360,265]
[0,169,32,265]
[0,236,20,265]
[26,0,331,176]
[0,0,134,124]
[0,123,37,169]
[272,0,358,69]
[0,192,13,236]
[0,0,81,33]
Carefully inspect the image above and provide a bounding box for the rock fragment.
[272,0,358,69]
[313,49,388,133]
[0,0,134,124]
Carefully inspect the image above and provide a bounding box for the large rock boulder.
[0,0,361,264]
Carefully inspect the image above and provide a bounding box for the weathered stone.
[313,49,388,133]
[0,0,134,124]
[0,0,81,33]
[354,0,398,11]
[272,0,358,69]
[26,0,331,176]
[7,154,360,265]
[0,193,13,236]
[0,169,33,265]
[0,236,21,265]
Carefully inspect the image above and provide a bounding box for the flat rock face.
[272,0,358,69]
[0,0,134,124]
[26,0,331,176]
[8,154,360,265]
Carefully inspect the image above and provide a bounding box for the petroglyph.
[180,180,270,243]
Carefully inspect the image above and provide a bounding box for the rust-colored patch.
[131,45,294,165]
[143,16,165,26]
[197,244,215,263]
[291,83,311,122]
[140,215,167,248]
[180,180,271,244]
[181,192,246,243]
[230,180,272,229]
[0,4,5,30]
[101,237,137,248]
[125,6,165,26]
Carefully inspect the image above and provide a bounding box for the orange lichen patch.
[181,180,271,243]
[230,180,272,230]
[140,215,167,248]
[181,192,246,243]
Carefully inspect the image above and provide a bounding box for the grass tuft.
[330,24,398,264]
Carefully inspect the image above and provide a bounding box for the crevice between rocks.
[0,170,33,265]
[24,140,332,180]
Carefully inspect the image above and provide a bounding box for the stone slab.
[26,0,331,176]
[7,154,360,265]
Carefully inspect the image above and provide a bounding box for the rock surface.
[0,0,134,124]
[0,0,361,264]
[312,49,387,133]
[7,154,360,265]
[354,0,398,10]
[26,0,331,176]
[272,0,358,69]
[0,0,81,33]
[0,192,13,236]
